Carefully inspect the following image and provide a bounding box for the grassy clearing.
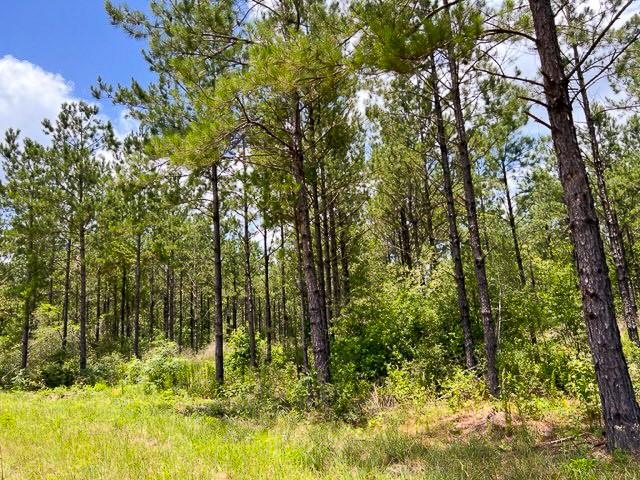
[0,387,638,479]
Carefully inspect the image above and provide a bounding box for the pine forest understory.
[3,0,640,478]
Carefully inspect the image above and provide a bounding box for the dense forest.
[3,0,640,473]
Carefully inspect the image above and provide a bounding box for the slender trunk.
[423,158,436,260]
[120,265,126,339]
[501,157,526,286]
[571,45,640,345]
[294,214,310,373]
[407,188,420,259]
[501,156,538,347]
[243,162,257,367]
[232,273,238,331]
[338,208,350,303]
[447,49,498,394]
[179,272,184,351]
[62,238,71,350]
[149,266,155,338]
[21,227,34,369]
[162,265,169,339]
[169,264,175,341]
[112,281,118,339]
[311,164,329,343]
[95,270,101,343]
[133,233,142,359]
[264,225,272,363]
[430,60,476,370]
[190,286,196,350]
[399,204,412,269]
[329,204,341,314]
[79,221,87,370]
[21,294,32,370]
[47,251,55,304]
[529,0,640,451]
[321,164,333,325]
[211,165,224,383]
[292,97,330,384]
[280,222,289,348]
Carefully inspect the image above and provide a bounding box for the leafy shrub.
[126,341,181,391]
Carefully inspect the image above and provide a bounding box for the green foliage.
[333,267,448,384]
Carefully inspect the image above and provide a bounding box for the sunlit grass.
[0,387,638,479]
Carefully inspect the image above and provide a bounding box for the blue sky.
[0,1,155,140]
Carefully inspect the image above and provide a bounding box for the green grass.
[0,387,638,479]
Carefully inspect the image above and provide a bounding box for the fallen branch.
[535,433,584,448]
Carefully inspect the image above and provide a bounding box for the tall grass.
[1,387,639,479]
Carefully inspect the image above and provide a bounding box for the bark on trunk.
[430,60,476,370]
[292,97,330,385]
[149,267,155,338]
[133,233,142,359]
[95,270,101,343]
[571,45,640,346]
[264,225,272,363]
[321,164,333,325]
[294,214,310,373]
[79,224,87,370]
[211,165,224,384]
[447,50,498,394]
[329,204,341,314]
[501,158,526,287]
[120,265,126,339]
[529,0,640,451]
[62,238,72,350]
[280,222,289,348]
[243,162,257,368]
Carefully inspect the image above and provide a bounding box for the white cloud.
[0,55,77,143]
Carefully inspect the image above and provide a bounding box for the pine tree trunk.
[163,266,169,338]
[62,238,71,350]
[179,272,184,351]
[21,227,34,370]
[95,270,101,343]
[149,267,155,338]
[294,214,310,374]
[501,157,526,287]
[243,163,257,368]
[501,156,538,347]
[431,63,476,370]
[321,164,333,325]
[133,233,142,359]
[280,222,289,349]
[211,165,224,383]
[190,286,196,350]
[169,264,175,341]
[447,51,498,394]
[338,208,350,303]
[232,273,238,331]
[399,204,412,269]
[529,0,640,451]
[329,204,341,314]
[292,97,330,385]
[422,157,436,261]
[311,162,329,340]
[79,223,87,370]
[112,282,118,339]
[571,45,640,346]
[264,225,273,363]
[120,265,126,340]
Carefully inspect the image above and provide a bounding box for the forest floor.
[0,387,639,479]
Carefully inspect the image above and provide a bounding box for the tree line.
[2,0,640,452]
